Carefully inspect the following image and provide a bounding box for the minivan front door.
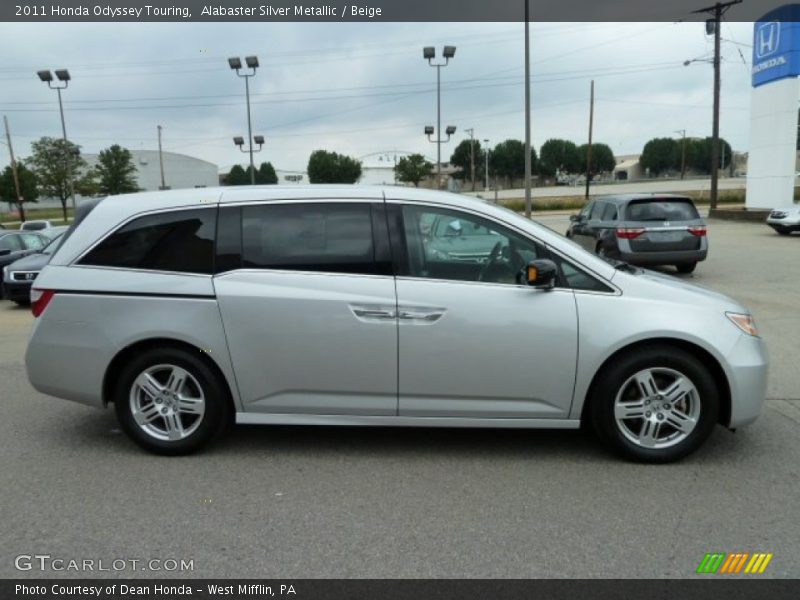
[213,201,398,416]
[391,203,579,419]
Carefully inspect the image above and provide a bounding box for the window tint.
[579,202,594,218]
[0,234,22,252]
[625,199,699,221]
[546,251,614,293]
[602,203,618,221]
[20,234,45,250]
[80,208,216,274]
[241,203,376,275]
[589,202,605,220]
[401,205,543,285]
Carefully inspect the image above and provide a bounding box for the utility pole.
[524,0,532,217]
[3,115,24,221]
[585,80,594,200]
[465,128,476,191]
[693,0,742,209]
[675,129,687,180]
[157,125,167,190]
[483,138,490,193]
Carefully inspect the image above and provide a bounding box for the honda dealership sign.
[752,7,800,87]
[746,4,800,209]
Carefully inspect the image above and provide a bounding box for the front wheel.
[113,347,230,455]
[589,346,719,462]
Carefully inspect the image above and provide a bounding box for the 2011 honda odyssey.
[25,186,767,462]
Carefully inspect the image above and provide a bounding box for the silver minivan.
[25,186,767,462]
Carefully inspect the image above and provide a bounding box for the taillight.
[616,227,645,239]
[30,289,55,318]
[688,225,707,237]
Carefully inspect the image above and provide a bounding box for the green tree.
[0,163,39,222]
[578,143,616,178]
[490,139,537,186]
[538,139,581,177]
[685,137,733,174]
[640,137,679,176]
[449,139,484,188]
[307,150,362,184]
[93,144,139,195]
[225,164,249,186]
[255,162,278,184]
[27,137,90,221]
[395,154,433,187]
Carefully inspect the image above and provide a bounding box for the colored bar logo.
[696,552,773,574]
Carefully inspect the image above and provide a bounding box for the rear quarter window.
[79,207,216,274]
[625,199,699,221]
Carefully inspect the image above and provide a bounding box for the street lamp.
[229,55,259,184]
[37,68,75,211]
[233,135,265,179]
[423,45,456,189]
[425,125,456,189]
[675,129,687,180]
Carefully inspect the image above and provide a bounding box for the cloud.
[0,21,756,173]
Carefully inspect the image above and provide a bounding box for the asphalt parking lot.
[0,216,798,579]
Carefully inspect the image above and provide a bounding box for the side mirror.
[569,214,582,222]
[522,259,558,289]
[0,249,10,257]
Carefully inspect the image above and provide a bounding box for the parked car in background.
[2,231,66,305]
[766,205,800,235]
[20,220,53,232]
[566,194,708,274]
[25,186,765,463]
[0,230,49,298]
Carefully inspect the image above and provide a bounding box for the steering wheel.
[478,241,504,282]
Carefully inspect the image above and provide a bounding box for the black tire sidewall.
[113,347,229,455]
[591,346,719,463]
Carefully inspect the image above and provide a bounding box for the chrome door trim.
[349,304,397,321]
[237,412,580,429]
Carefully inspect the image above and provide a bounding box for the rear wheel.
[113,347,230,455]
[676,262,697,274]
[590,346,719,463]
[775,228,791,236]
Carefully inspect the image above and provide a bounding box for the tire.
[676,262,697,274]
[776,228,790,236]
[595,242,606,258]
[113,346,231,455]
[589,345,719,463]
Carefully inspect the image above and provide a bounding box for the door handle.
[397,308,445,322]
[350,304,397,321]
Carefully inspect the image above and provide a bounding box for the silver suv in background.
[766,205,800,235]
[25,186,766,462]
[566,194,708,273]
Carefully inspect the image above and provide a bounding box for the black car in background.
[566,194,708,273]
[0,231,50,300]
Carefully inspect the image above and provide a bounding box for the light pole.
[465,128,476,191]
[675,129,687,180]
[228,56,259,185]
[233,135,265,181]
[423,45,455,189]
[37,68,75,211]
[425,125,456,189]
[483,139,490,193]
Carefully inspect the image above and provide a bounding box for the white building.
[84,150,218,192]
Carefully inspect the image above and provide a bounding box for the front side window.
[241,202,376,275]
[79,208,216,274]
[400,205,543,285]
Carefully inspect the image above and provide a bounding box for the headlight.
[726,312,759,337]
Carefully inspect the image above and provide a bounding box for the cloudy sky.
[0,20,756,173]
